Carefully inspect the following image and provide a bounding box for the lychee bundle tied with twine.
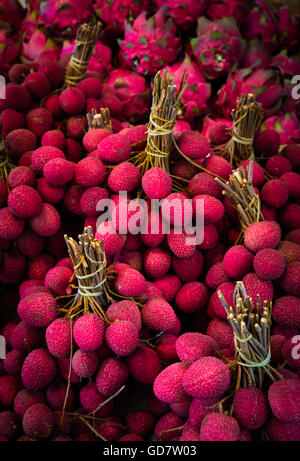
[218,281,283,390]
[131,70,188,176]
[215,161,264,243]
[215,93,263,166]
[65,22,101,88]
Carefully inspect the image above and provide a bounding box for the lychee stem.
[86,107,112,132]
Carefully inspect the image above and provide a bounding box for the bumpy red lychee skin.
[144,247,172,279]
[8,166,35,189]
[254,129,280,157]
[142,297,176,332]
[44,266,73,296]
[72,350,99,378]
[31,146,66,173]
[0,374,22,408]
[26,107,53,138]
[156,333,178,363]
[23,403,54,439]
[8,185,42,219]
[17,292,57,328]
[0,251,26,284]
[154,362,190,404]
[115,267,146,297]
[278,241,300,264]
[10,321,43,352]
[0,178,7,208]
[27,253,55,280]
[244,221,281,253]
[270,335,286,363]
[108,162,141,192]
[21,348,57,391]
[6,83,32,111]
[160,192,191,228]
[178,131,212,160]
[82,128,110,152]
[73,313,105,352]
[96,414,124,441]
[142,167,172,199]
[223,245,254,279]
[280,172,300,200]
[197,223,219,250]
[126,411,156,438]
[37,178,64,205]
[152,274,181,302]
[183,356,230,399]
[0,207,24,240]
[80,382,113,416]
[59,87,85,115]
[74,157,106,187]
[3,349,25,375]
[66,114,87,139]
[0,411,20,440]
[80,187,109,217]
[176,333,217,363]
[206,318,234,350]
[272,296,300,329]
[14,389,46,418]
[41,130,66,150]
[175,282,208,313]
[106,300,142,331]
[167,229,196,258]
[233,387,268,430]
[97,133,131,163]
[171,399,192,418]
[25,71,51,99]
[105,320,139,357]
[192,194,224,225]
[268,380,300,423]
[254,248,286,281]
[154,412,184,441]
[96,357,128,396]
[77,77,102,98]
[266,415,300,441]
[200,413,240,441]
[43,158,74,186]
[5,129,37,158]
[172,249,204,282]
[280,262,300,296]
[265,155,292,177]
[96,220,126,256]
[118,124,147,150]
[46,381,75,411]
[261,179,289,209]
[29,203,61,237]
[46,319,72,359]
[188,397,219,428]
[0,108,24,138]
[279,203,300,231]
[188,172,222,198]
[204,155,233,180]
[127,345,162,385]
[205,261,230,290]
[242,272,274,302]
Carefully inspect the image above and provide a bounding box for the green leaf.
[126,42,134,48]
[138,36,147,45]
[156,38,168,49]
[199,53,205,64]
[211,30,222,39]
[143,54,149,62]
[275,120,282,131]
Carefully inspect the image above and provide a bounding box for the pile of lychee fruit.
[0,0,300,443]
